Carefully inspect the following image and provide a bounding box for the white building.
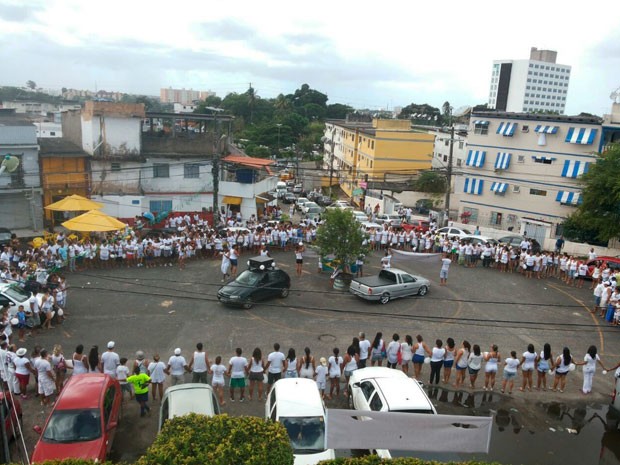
[35,121,62,138]
[173,103,197,114]
[452,111,601,243]
[431,127,468,171]
[488,47,571,114]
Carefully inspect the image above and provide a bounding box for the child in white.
[116,358,131,400]
[210,356,227,405]
[315,358,328,399]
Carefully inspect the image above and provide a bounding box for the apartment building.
[452,111,601,242]
[488,47,571,114]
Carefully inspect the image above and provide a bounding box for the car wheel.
[379,293,390,304]
[280,287,290,298]
[418,285,428,296]
[243,300,254,309]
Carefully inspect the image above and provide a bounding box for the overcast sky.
[1,0,618,116]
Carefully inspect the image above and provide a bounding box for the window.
[456,159,462,167]
[149,200,173,213]
[369,393,383,411]
[111,162,121,172]
[530,188,547,196]
[517,155,525,163]
[444,140,449,146]
[491,212,503,225]
[103,387,116,425]
[474,124,489,135]
[463,207,478,221]
[459,141,464,149]
[522,125,529,133]
[153,163,169,178]
[534,157,553,164]
[512,185,521,193]
[184,163,200,179]
[50,131,56,136]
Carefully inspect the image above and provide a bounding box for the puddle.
[388,387,620,465]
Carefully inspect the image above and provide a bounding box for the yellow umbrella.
[45,194,103,211]
[62,210,126,232]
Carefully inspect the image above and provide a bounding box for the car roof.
[163,384,216,417]
[272,378,324,417]
[374,377,435,412]
[55,374,110,410]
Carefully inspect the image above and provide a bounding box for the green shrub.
[136,413,294,465]
[318,458,502,465]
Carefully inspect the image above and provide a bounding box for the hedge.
[318,458,501,465]
[135,413,294,465]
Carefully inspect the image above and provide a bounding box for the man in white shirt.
[264,343,285,386]
[189,342,209,384]
[166,348,189,386]
[227,347,248,402]
[358,332,371,368]
[101,341,120,377]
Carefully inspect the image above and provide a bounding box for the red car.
[0,390,22,441]
[586,256,620,279]
[32,374,122,463]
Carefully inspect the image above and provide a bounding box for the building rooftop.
[38,138,89,158]
[471,111,601,125]
[0,109,33,126]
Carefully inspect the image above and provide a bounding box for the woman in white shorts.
[37,349,56,406]
[210,356,227,405]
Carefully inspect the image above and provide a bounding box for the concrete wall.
[142,134,215,155]
[90,160,143,195]
[82,116,141,155]
[141,158,213,193]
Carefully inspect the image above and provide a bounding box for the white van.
[276,181,287,199]
[265,378,335,465]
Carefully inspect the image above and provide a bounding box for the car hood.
[218,281,252,298]
[32,438,106,462]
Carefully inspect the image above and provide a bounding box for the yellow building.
[323,118,433,201]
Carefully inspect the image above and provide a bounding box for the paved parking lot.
[15,247,620,462]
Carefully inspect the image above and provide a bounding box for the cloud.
[0,3,36,22]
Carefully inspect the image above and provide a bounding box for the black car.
[497,235,542,254]
[316,195,333,206]
[217,257,291,309]
[282,193,297,204]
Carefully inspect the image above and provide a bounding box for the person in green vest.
[127,366,151,417]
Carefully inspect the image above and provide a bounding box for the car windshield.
[234,271,261,286]
[3,285,30,302]
[43,409,102,443]
[0,232,11,241]
[280,416,326,454]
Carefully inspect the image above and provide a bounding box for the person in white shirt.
[209,356,227,405]
[101,341,120,378]
[265,343,286,386]
[357,332,371,368]
[166,348,189,385]
[440,254,451,285]
[189,342,209,384]
[116,357,131,400]
[315,357,328,399]
[227,347,248,402]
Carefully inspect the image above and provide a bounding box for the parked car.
[0,283,32,317]
[0,390,22,443]
[375,214,402,227]
[347,367,436,459]
[316,196,333,206]
[497,235,542,253]
[292,184,303,194]
[349,268,430,304]
[283,193,297,204]
[32,374,122,463]
[460,235,498,246]
[304,207,323,222]
[352,211,369,222]
[296,197,310,209]
[265,378,335,465]
[586,257,620,277]
[436,226,473,238]
[302,202,320,214]
[404,219,430,233]
[159,384,220,431]
[217,257,291,309]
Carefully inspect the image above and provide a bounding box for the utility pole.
[212,112,220,226]
[328,126,336,197]
[444,125,455,226]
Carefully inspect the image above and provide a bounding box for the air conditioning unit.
[512,185,521,193]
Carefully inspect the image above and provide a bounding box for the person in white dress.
[147,354,166,401]
[36,349,56,406]
[582,345,606,394]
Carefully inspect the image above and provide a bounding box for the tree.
[399,103,441,123]
[315,209,369,274]
[567,144,620,242]
[326,103,354,119]
[442,101,452,126]
[26,80,37,90]
[289,83,328,108]
[411,170,447,193]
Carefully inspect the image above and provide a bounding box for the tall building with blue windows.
[488,47,571,114]
[452,111,601,242]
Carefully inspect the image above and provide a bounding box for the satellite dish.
[0,155,20,176]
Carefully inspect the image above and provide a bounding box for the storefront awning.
[496,122,517,137]
[255,192,276,203]
[466,150,486,168]
[535,125,559,134]
[556,191,582,205]
[222,196,242,205]
[565,127,597,145]
[490,182,508,194]
[494,152,511,170]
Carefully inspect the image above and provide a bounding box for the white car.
[375,214,402,226]
[352,211,369,222]
[266,378,335,465]
[436,226,473,238]
[302,202,320,214]
[460,234,497,246]
[296,197,310,209]
[0,283,32,317]
[347,367,436,458]
[159,383,220,431]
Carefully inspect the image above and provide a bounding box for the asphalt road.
[13,247,620,463]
